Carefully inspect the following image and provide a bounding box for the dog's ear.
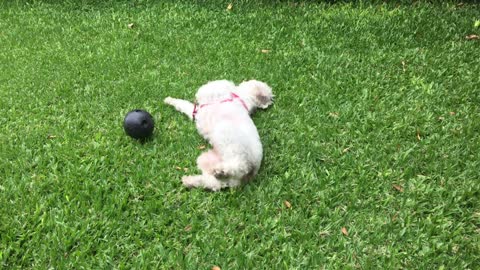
[240,80,274,109]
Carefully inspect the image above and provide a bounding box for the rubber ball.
[124,109,154,140]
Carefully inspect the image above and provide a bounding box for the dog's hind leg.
[197,150,222,174]
[182,174,223,191]
[212,159,253,181]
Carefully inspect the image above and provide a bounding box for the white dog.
[164,80,274,191]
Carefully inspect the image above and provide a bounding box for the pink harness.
[192,92,248,121]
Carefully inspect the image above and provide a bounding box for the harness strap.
[192,92,248,120]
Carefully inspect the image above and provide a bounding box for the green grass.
[1,0,479,269]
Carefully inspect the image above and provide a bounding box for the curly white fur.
[164,80,274,191]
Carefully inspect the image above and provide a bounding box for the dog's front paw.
[164,97,174,105]
[182,176,198,189]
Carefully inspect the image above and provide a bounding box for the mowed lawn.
[1,1,479,269]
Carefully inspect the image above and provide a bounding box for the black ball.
[124,109,154,140]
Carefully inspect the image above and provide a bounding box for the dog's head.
[237,80,274,109]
